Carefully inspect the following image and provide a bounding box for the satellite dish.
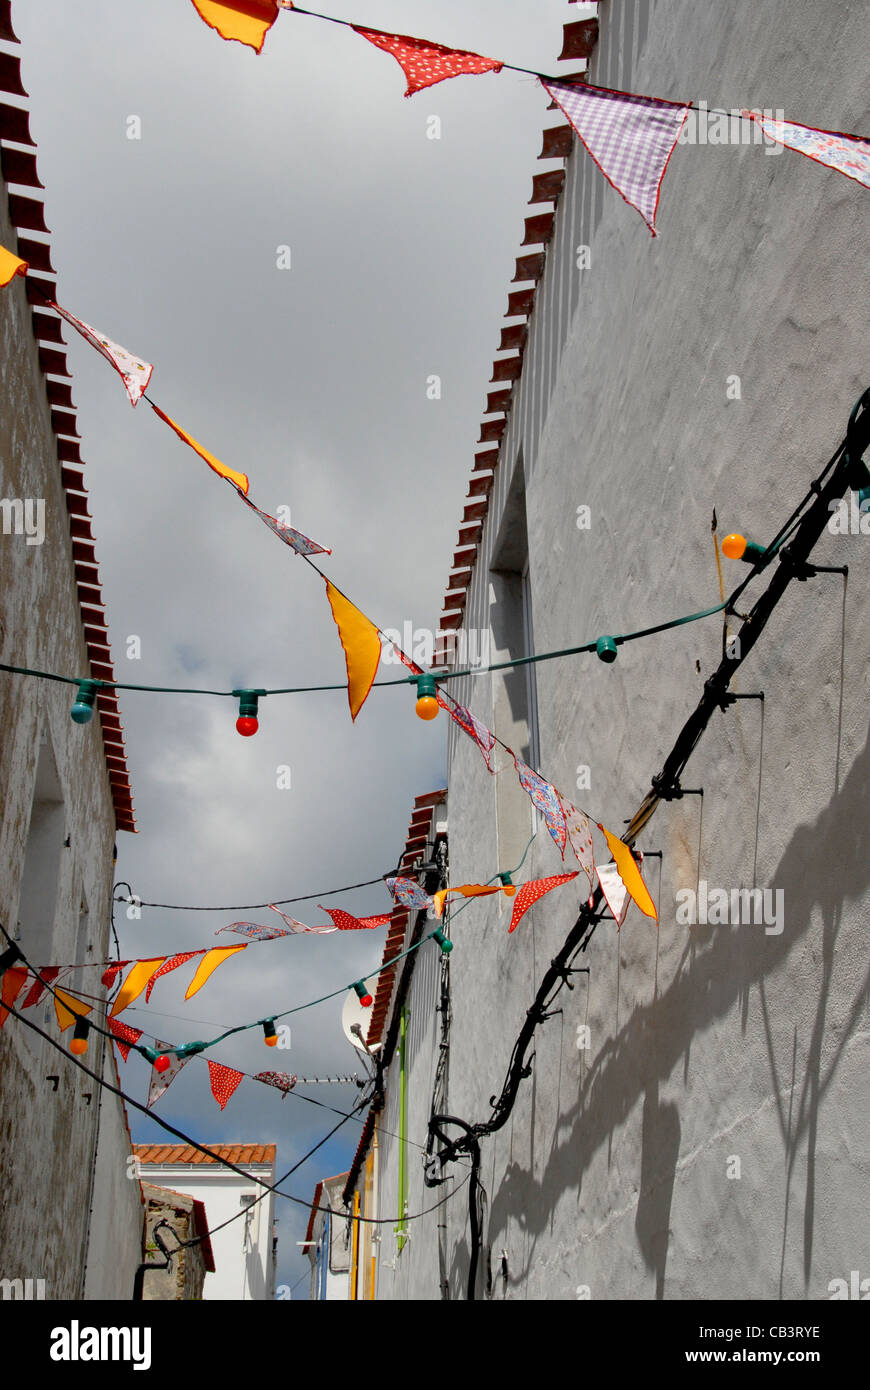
[342,976,382,1053]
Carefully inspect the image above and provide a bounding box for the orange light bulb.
[70,1036,88,1055]
[416,696,439,721]
[721,533,747,560]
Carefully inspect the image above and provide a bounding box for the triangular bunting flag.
[431,883,514,918]
[741,111,870,188]
[560,796,596,889]
[208,1059,245,1110]
[108,1018,143,1063]
[541,80,689,235]
[596,861,631,928]
[50,302,153,405]
[0,243,28,288]
[508,873,579,934]
[352,26,503,97]
[234,487,332,556]
[20,965,60,1010]
[255,1070,297,1094]
[101,961,129,988]
[216,919,295,940]
[184,945,246,1000]
[324,579,382,721]
[267,905,335,934]
[145,951,203,1003]
[189,0,281,53]
[148,1040,191,1108]
[150,403,249,494]
[110,958,166,1017]
[53,988,92,1032]
[513,756,568,856]
[318,907,392,931]
[0,967,28,1029]
[386,876,433,910]
[597,824,657,921]
[437,690,496,772]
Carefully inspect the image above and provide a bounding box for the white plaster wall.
[376,0,870,1300]
[138,1163,275,1300]
[0,174,141,1299]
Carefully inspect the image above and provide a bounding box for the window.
[16,726,65,961]
[489,456,540,868]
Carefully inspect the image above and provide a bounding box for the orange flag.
[431,883,515,918]
[150,404,249,494]
[324,580,382,722]
[0,243,28,288]
[0,967,28,1029]
[184,945,246,1000]
[110,958,166,1017]
[597,825,657,921]
[189,0,282,53]
[54,988,93,1032]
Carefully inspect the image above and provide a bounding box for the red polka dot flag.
[318,907,392,931]
[508,872,579,934]
[208,1060,246,1111]
[108,1018,143,1063]
[145,951,203,1003]
[352,26,503,98]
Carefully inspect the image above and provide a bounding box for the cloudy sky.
[13,0,592,1296]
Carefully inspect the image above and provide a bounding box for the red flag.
[208,1060,245,1110]
[145,951,203,1003]
[108,1018,143,1063]
[21,966,60,1010]
[318,907,391,931]
[353,26,503,97]
[0,967,28,1029]
[508,873,579,934]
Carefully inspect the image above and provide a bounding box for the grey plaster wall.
[0,178,142,1299]
[374,0,870,1300]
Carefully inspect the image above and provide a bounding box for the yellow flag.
[151,404,249,494]
[0,243,28,289]
[184,945,246,1000]
[54,988,94,1032]
[109,959,166,1017]
[189,0,280,53]
[325,580,383,722]
[597,825,658,921]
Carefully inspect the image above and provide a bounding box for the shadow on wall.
[473,716,870,1299]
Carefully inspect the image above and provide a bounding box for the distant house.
[303,1172,351,1301]
[133,1144,277,1300]
[139,1182,215,1301]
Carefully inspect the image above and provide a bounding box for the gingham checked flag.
[541,80,690,236]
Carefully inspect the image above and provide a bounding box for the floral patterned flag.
[741,111,870,188]
[560,796,596,889]
[437,689,496,772]
[108,1018,143,1063]
[596,861,631,928]
[208,1060,245,1110]
[216,919,296,941]
[385,876,433,910]
[234,487,332,557]
[254,1070,298,1094]
[50,302,153,405]
[318,907,392,931]
[148,1040,191,1108]
[541,80,689,235]
[513,756,568,857]
[352,26,503,97]
[508,873,579,934]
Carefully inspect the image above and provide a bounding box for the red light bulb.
[360,993,373,1008]
[236,716,259,737]
[154,1054,171,1073]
